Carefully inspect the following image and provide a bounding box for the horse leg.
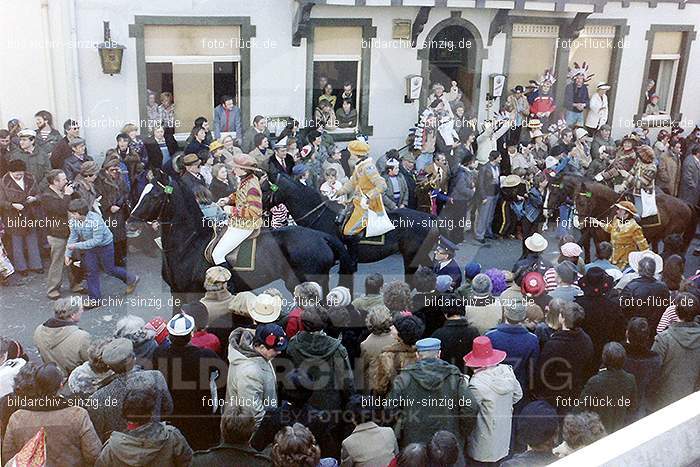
[651,238,659,253]
[579,228,591,263]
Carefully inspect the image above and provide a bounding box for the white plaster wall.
[589,2,700,139]
[1,0,698,155]
[70,0,307,157]
[0,1,55,129]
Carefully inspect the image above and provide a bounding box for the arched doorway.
[429,25,475,108]
[419,15,484,118]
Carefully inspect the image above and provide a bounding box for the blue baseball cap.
[416,337,441,352]
[255,323,288,351]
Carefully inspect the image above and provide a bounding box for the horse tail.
[682,202,699,252]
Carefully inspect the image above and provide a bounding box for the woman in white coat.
[465,336,523,465]
[585,82,611,133]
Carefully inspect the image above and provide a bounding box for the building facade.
[1,0,698,155]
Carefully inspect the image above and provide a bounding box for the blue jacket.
[433,259,462,290]
[523,187,543,223]
[213,104,243,139]
[486,324,540,396]
[66,211,113,257]
[564,83,590,112]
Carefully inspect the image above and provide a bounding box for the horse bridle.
[130,180,176,225]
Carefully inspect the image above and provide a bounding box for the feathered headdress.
[568,62,594,83]
[536,69,556,86]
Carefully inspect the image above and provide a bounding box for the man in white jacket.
[476,118,511,165]
[585,82,611,133]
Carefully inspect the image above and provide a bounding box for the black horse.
[128,170,353,303]
[264,173,440,283]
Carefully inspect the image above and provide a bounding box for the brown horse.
[546,175,697,261]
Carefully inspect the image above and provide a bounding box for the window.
[646,32,683,114]
[144,25,241,138]
[508,24,559,87]
[637,28,695,122]
[567,25,616,86]
[311,26,363,134]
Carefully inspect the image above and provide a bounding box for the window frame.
[311,57,361,135]
[130,16,255,139]
[145,56,241,140]
[305,18,376,141]
[635,24,697,123]
[648,56,680,113]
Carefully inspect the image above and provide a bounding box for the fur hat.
[393,315,425,346]
[80,161,99,177]
[6,159,26,173]
[347,140,370,156]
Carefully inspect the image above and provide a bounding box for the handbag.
[640,189,658,218]
[365,191,395,237]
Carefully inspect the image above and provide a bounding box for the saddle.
[204,223,260,268]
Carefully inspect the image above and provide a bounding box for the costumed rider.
[589,201,648,270]
[594,133,639,190]
[617,144,657,219]
[432,236,462,291]
[335,140,394,271]
[211,153,264,266]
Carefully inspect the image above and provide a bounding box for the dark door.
[213,61,239,107]
[428,25,475,112]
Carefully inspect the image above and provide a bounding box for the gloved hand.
[594,173,604,182]
[614,184,624,193]
[360,196,369,209]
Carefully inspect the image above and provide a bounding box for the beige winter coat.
[375,341,417,396]
[33,318,91,375]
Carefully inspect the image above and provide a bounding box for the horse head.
[128,169,173,226]
[261,172,291,210]
[545,174,582,211]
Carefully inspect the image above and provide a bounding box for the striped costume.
[212,173,262,265]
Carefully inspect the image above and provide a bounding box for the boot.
[344,235,361,273]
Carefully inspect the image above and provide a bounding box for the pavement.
[2,225,699,362]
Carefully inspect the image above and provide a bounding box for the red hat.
[145,317,169,345]
[521,272,546,297]
[464,336,506,368]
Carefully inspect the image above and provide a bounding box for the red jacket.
[190,330,221,355]
[285,307,305,338]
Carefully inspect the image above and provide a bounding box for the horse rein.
[295,199,329,227]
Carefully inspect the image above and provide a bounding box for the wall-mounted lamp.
[97,21,125,75]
